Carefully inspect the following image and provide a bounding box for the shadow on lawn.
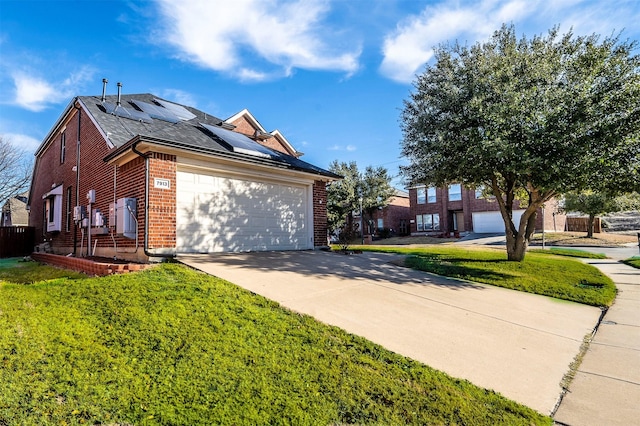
[404,255,516,283]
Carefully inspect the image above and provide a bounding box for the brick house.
[28,85,340,262]
[369,189,410,236]
[409,184,566,235]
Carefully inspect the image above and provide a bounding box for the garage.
[472,210,525,233]
[176,170,312,253]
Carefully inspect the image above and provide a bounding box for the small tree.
[401,24,640,261]
[563,191,640,237]
[326,161,395,242]
[0,136,33,207]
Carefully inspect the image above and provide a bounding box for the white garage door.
[472,210,525,233]
[176,170,311,253]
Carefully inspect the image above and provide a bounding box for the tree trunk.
[505,231,529,261]
[587,214,595,238]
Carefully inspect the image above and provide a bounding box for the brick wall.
[312,180,328,247]
[31,252,152,276]
[371,195,410,235]
[29,105,148,261]
[147,153,177,250]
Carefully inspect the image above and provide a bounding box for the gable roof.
[224,109,302,157]
[1,193,29,226]
[42,93,339,180]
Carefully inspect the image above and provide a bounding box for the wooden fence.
[566,217,601,233]
[0,226,35,258]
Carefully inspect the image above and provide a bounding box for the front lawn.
[0,261,549,425]
[354,246,616,307]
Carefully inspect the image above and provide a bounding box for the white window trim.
[43,185,63,232]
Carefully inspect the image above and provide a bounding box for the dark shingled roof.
[78,93,340,180]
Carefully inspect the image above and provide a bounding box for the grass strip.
[0,262,550,425]
[352,246,616,307]
[622,257,640,269]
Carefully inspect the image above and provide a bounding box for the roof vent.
[116,82,122,107]
[101,78,108,102]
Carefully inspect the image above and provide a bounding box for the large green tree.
[401,24,640,261]
[326,161,395,238]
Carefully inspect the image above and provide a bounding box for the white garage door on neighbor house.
[472,210,525,233]
[176,170,312,252]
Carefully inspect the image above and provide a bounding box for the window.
[44,185,63,232]
[377,218,384,229]
[60,132,66,163]
[417,186,437,204]
[448,184,462,201]
[427,187,436,203]
[65,186,72,232]
[416,213,440,231]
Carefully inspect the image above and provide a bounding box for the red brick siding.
[147,153,176,249]
[312,180,328,246]
[29,106,149,260]
[30,107,114,253]
[371,196,410,234]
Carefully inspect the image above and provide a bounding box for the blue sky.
[1,0,639,188]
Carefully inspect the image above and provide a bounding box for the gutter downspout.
[131,141,174,260]
[73,99,82,256]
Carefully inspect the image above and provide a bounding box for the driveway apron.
[179,250,601,415]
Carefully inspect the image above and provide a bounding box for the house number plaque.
[154,178,171,189]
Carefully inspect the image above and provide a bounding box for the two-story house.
[409,184,565,235]
[28,82,340,262]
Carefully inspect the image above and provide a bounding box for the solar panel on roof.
[199,122,275,159]
[130,100,180,123]
[154,99,197,121]
[104,102,152,123]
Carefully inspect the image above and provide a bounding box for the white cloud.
[328,144,357,152]
[1,132,42,154]
[11,66,95,112]
[160,88,197,107]
[12,74,58,112]
[380,0,640,84]
[380,0,534,83]
[153,0,361,80]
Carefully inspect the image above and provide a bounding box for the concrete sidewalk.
[179,250,600,415]
[554,260,640,426]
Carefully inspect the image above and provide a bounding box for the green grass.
[529,247,607,259]
[0,257,86,284]
[0,262,550,425]
[354,246,616,307]
[622,257,640,269]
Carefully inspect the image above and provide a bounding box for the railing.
[0,226,35,258]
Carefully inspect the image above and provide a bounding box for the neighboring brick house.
[370,189,410,236]
[28,85,340,262]
[409,184,566,235]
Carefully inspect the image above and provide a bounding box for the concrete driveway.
[179,250,601,415]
